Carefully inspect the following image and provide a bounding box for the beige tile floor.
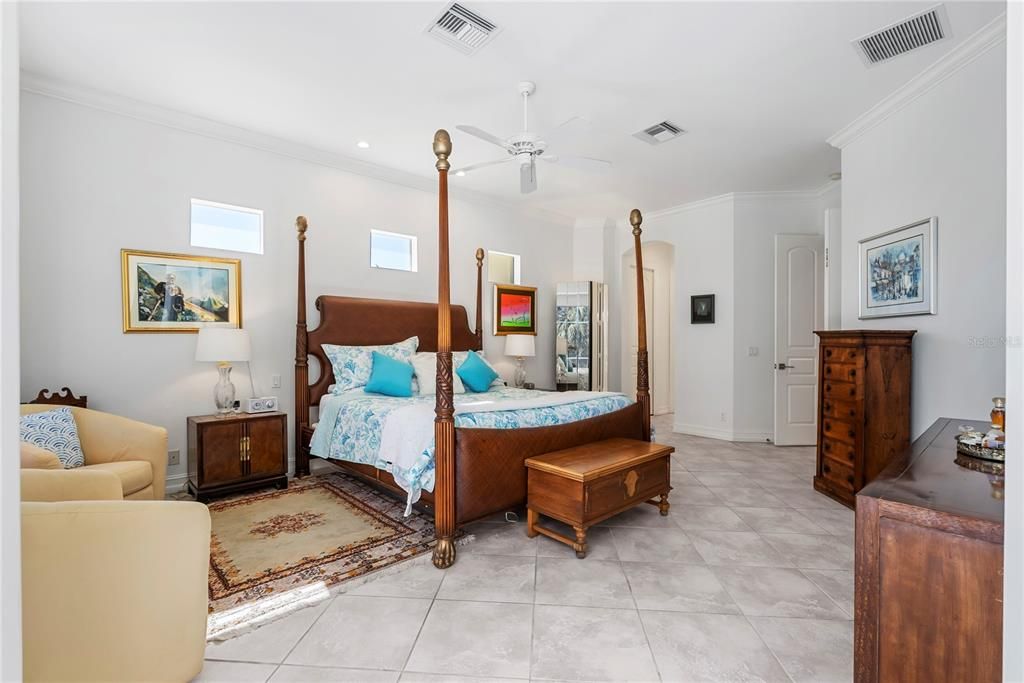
[196,415,854,683]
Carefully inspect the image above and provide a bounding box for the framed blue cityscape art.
[858,217,937,319]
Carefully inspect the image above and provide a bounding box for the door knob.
[775,362,790,370]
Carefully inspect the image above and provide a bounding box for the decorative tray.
[955,434,1005,463]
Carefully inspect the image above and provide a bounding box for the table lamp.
[504,334,535,388]
[195,328,251,414]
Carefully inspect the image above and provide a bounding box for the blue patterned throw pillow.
[323,336,419,393]
[19,407,85,469]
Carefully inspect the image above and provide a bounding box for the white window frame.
[370,229,418,272]
[488,250,521,285]
[189,198,264,255]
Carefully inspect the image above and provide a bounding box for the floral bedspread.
[310,386,633,505]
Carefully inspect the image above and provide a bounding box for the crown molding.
[20,71,576,228]
[645,179,840,221]
[828,13,1007,150]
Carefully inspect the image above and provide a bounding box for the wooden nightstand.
[187,411,287,502]
[555,380,579,392]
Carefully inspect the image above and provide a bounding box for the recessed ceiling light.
[356,141,370,149]
[455,170,466,177]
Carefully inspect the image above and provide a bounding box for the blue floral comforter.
[310,386,633,508]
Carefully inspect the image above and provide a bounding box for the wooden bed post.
[630,209,652,442]
[432,130,458,569]
[474,248,484,348]
[295,216,311,476]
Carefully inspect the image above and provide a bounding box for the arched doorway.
[621,241,674,415]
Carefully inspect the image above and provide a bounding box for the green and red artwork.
[493,284,537,336]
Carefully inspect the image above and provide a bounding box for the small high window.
[190,199,263,255]
[488,250,521,285]
[370,230,418,272]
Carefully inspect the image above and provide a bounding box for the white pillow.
[322,336,418,393]
[412,352,466,395]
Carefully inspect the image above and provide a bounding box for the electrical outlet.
[748,346,759,356]
[168,449,180,467]
[271,374,282,389]
[720,412,727,423]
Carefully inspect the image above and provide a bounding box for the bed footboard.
[453,403,644,524]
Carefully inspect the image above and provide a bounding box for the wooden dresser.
[855,417,1004,683]
[814,330,915,508]
[187,412,288,502]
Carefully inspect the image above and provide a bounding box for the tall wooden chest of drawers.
[813,330,915,509]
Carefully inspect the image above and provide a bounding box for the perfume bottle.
[991,397,1006,432]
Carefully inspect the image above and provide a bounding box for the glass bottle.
[991,397,1006,432]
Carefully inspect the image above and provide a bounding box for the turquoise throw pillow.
[365,351,415,397]
[457,351,499,393]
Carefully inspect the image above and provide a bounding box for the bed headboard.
[305,295,481,406]
[294,215,485,429]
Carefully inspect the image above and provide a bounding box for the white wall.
[840,44,1007,438]
[19,93,573,487]
[732,195,824,441]
[1004,5,1023,679]
[642,198,736,439]
[0,4,21,678]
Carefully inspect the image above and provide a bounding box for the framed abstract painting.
[858,217,937,319]
[493,284,537,336]
[121,249,242,333]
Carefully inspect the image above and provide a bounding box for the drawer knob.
[826,349,833,358]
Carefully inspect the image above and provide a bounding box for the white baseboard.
[165,457,298,495]
[672,422,773,444]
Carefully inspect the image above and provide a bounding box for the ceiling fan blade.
[456,125,510,150]
[453,157,514,175]
[538,116,589,146]
[541,154,612,173]
[520,159,537,194]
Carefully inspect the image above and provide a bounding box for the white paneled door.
[774,234,824,445]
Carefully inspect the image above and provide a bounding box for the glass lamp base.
[513,357,527,389]
[214,364,237,414]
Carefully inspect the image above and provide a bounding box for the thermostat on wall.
[244,396,278,414]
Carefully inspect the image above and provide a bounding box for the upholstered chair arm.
[73,408,169,499]
[20,442,62,470]
[21,500,211,683]
[20,468,124,502]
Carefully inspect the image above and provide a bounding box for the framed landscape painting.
[493,284,537,336]
[122,249,242,333]
[858,217,937,319]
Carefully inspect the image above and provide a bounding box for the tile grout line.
[396,566,445,676]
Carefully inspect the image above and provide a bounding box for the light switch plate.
[271,374,282,388]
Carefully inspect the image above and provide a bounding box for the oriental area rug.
[205,470,466,640]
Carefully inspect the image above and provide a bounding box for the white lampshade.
[195,328,251,363]
[504,334,536,358]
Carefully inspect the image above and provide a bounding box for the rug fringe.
[207,533,475,642]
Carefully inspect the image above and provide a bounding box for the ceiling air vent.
[426,2,500,55]
[632,121,687,146]
[853,4,950,66]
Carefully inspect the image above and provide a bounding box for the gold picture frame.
[493,284,537,336]
[121,249,242,333]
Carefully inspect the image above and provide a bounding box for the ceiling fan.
[453,81,612,194]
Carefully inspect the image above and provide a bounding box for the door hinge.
[824,247,830,268]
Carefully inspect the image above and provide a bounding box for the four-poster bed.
[294,129,652,568]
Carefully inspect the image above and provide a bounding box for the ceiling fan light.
[455,170,466,177]
[356,140,370,149]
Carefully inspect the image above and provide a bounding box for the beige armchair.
[21,472,211,682]
[20,404,168,500]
